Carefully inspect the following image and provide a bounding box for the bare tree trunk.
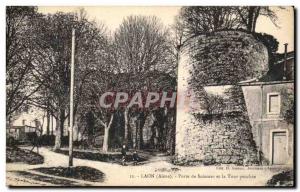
[54,108,65,150]
[128,122,132,148]
[154,125,159,149]
[124,108,129,143]
[102,127,109,152]
[137,112,148,150]
[46,109,50,135]
[54,116,61,150]
[135,119,138,149]
[59,109,65,144]
[102,114,114,153]
[247,7,254,32]
[163,107,168,151]
[149,112,156,149]
[73,115,78,141]
[138,119,143,150]
[252,7,260,33]
[51,115,54,135]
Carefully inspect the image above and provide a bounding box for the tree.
[6,6,41,119]
[79,69,117,152]
[170,15,186,76]
[113,15,176,150]
[236,6,280,33]
[254,33,279,67]
[179,6,243,39]
[178,6,281,41]
[113,15,175,74]
[80,15,177,152]
[29,10,109,150]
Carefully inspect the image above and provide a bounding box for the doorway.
[272,131,288,165]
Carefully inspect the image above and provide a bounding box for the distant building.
[7,125,37,142]
[7,106,57,141]
[6,105,83,142]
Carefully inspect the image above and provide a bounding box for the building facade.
[240,51,294,165]
[241,81,294,165]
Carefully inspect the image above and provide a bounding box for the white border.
[2,0,300,6]
[1,0,299,191]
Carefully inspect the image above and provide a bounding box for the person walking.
[133,150,139,165]
[121,144,127,165]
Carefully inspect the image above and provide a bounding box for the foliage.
[188,31,268,88]
[236,6,280,33]
[113,15,176,75]
[25,10,109,149]
[196,88,226,115]
[178,6,281,42]
[282,87,294,124]
[78,15,178,151]
[30,10,108,119]
[6,9,178,153]
[266,170,294,186]
[6,136,19,147]
[6,147,44,164]
[54,149,148,165]
[33,166,105,182]
[6,6,40,117]
[179,7,242,37]
[254,33,279,67]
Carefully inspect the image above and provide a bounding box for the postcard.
[6,6,295,187]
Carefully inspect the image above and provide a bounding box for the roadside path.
[6,147,290,186]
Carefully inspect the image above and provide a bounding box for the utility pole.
[69,28,75,167]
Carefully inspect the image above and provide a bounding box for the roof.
[7,125,37,129]
[274,51,294,64]
[239,80,294,86]
[259,51,294,82]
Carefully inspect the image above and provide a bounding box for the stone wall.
[195,113,258,165]
[188,30,269,86]
[175,30,269,165]
[175,87,259,165]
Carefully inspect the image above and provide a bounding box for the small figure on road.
[133,150,139,165]
[121,144,126,165]
[28,132,40,154]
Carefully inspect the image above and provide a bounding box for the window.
[22,119,26,125]
[267,93,281,114]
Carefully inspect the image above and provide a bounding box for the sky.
[38,6,294,53]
